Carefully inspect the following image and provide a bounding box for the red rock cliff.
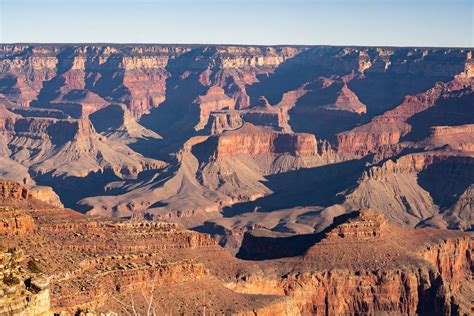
[207,124,317,158]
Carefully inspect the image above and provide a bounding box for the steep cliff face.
[208,110,244,134]
[229,210,474,315]
[204,124,317,158]
[0,211,35,235]
[0,179,29,200]
[194,86,236,129]
[0,184,300,315]
[422,124,474,151]
[230,263,472,316]
[207,105,287,135]
[0,178,62,209]
[0,45,190,116]
[336,60,473,156]
[1,180,473,315]
[29,186,64,208]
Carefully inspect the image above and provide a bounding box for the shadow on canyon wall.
[34,169,121,211]
[236,210,362,260]
[418,156,474,210]
[223,157,369,217]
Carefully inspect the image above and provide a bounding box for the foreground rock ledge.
[0,180,472,315]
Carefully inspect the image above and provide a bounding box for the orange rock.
[208,124,317,158]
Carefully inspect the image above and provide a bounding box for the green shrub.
[27,260,42,274]
[3,273,20,286]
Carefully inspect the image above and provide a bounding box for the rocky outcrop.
[0,180,37,235]
[324,208,385,239]
[423,124,474,151]
[207,104,286,135]
[0,248,51,315]
[194,86,235,130]
[201,124,317,158]
[336,60,473,156]
[29,186,63,208]
[2,113,166,178]
[0,209,35,235]
[230,210,474,315]
[0,180,29,200]
[322,84,366,114]
[208,110,244,134]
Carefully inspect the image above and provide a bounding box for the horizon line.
[1,42,473,50]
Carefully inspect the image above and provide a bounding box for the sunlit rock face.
[1,185,472,315]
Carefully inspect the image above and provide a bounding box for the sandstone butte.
[196,123,317,159]
[0,180,472,315]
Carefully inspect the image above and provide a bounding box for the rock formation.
[0,247,51,315]
[230,210,473,315]
[201,123,317,158]
[336,63,473,156]
[0,179,301,315]
[1,181,472,315]
[0,44,472,261]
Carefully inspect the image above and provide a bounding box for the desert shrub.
[27,260,42,274]
[3,273,20,286]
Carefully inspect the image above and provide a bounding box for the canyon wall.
[0,44,472,256]
[229,210,474,315]
[1,179,473,315]
[200,124,317,159]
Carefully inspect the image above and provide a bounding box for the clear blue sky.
[0,0,472,47]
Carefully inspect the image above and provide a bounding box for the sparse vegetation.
[27,259,43,274]
[3,273,20,286]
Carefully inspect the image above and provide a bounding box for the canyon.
[0,181,472,315]
[0,44,473,314]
